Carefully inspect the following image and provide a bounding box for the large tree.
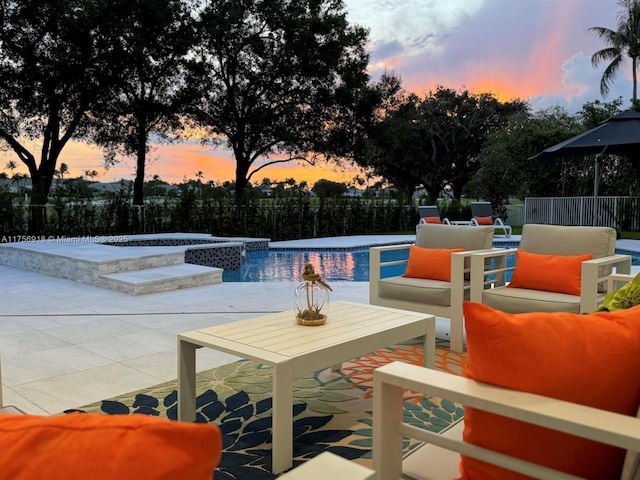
[356,91,425,204]
[90,0,193,206]
[186,0,374,201]
[0,0,123,231]
[358,86,525,204]
[590,0,640,107]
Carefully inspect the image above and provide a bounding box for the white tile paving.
[1,234,638,416]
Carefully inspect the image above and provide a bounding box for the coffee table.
[177,300,435,474]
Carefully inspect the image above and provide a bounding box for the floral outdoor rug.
[71,340,466,480]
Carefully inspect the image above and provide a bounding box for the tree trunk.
[133,113,147,207]
[27,158,57,234]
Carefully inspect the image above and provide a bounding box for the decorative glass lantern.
[294,263,332,326]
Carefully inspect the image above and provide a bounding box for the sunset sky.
[1,0,632,187]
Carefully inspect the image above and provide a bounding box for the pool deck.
[1,234,639,415]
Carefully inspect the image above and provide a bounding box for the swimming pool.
[222,248,401,282]
[222,248,640,282]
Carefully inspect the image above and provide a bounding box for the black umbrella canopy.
[533,110,640,159]
[532,110,640,226]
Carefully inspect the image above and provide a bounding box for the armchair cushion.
[460,302,640,480]
[0,412,222,480]
[507,250,593,296]
[378,276,458,307]
[473,216,493,225]
[403,246,464,282]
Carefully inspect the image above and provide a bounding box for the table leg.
[177,338,197,422]
[272,359,294,474]
[424,317,436,369]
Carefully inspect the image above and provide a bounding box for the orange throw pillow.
[474,216,493,225]
[507,249,592,296]
[460,302,640,480]
[422,216,442,224]
[403,245,464,282]
[0,413,222,480]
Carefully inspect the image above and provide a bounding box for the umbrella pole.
[593,155,601,226]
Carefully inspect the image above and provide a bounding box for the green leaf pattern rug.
[72,340,465,479]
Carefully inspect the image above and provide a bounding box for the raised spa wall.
[103,237,270,271]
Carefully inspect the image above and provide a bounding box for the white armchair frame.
[373,361,640,480]
[369,245,490,354]
[469,248,632,313]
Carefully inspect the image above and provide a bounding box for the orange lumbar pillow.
[422,216,442,224]
[473,216,493,225]
[507,249,592,296]
[460,302,640,479]
[0,412,222,480]
[402,245,464,282]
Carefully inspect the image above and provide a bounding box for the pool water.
[222,248,640,282]
[222,248,408,282]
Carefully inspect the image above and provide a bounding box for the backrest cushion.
[507,249,593,296]
[416,224,494,251]
[418,206,440,218]
[422,216,442,224]
[470,202,492,218]
[474,216,493,225]
[403,245,464,282]
[0,412,222,480]
[520,224,616,258]
[460,302,640,480]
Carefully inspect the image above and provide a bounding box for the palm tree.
[590,0,640,107]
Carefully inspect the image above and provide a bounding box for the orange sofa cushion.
[473,216,493,225]
[0,413,222,480]
[422,216,442,224]
[403,245,465,282]
[459,302,640,480]
[507,249,593,296]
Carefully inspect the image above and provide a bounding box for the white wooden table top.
[178,301,431,362]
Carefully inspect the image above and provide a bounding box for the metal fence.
[505,204,524,227]
[523,196,640,229]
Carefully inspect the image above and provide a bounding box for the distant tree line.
[0,180,422,240]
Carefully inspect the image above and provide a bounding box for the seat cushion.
[0,412,222,480]
[459,302,640,480]
[422,216,442,224]
[379,276,457,307]
[482,286,581,314]
[402,420,464,480]
[474,216,493,225]
[403,246,464,282]
[507,250,593,296]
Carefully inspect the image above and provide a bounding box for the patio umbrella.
[532,110,640,225]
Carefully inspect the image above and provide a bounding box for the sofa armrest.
[608,273,636,292]
[580,254,632,312]
[369,244,412,304]
[469,248,518,302]
[373,361,640,480]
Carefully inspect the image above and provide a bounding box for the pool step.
[99,264,222,295]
